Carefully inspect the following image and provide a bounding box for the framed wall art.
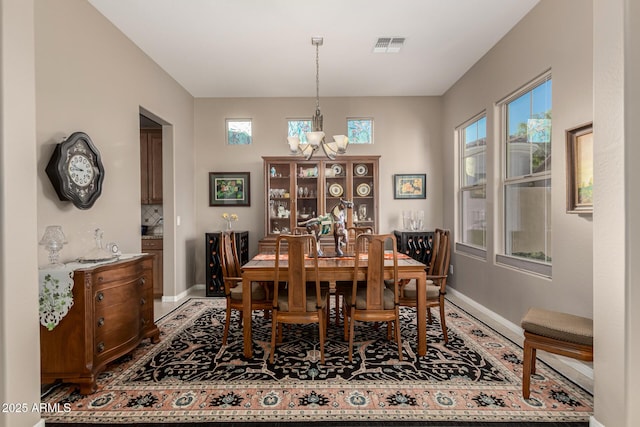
[209,172,250,206]
[226,119,252,145]
[566,122,593,214]
[394,174,426,199]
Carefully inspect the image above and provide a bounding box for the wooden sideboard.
[40,255,160,394]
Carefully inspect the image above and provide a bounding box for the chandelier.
[287,37,349,160]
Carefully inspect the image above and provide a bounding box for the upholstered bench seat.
[521,307,593,346]
[520,307,593,399]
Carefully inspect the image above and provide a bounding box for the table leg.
[416,272,427,356]
[242,275,253,358]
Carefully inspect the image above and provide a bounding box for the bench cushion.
[521,307,593,346]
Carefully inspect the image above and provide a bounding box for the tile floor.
[153,286,593,395]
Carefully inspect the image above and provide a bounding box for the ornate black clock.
[45,131,105,210]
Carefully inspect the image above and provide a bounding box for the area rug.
[41,297,592,425]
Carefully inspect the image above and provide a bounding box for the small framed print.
[209,172,250,206]
[566,122,593,214]
[226,119,252,145]
[347,118,373,144]
[394,174,426,199]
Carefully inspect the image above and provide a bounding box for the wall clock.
[45,131,105,210]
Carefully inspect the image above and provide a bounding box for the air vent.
[373,37,405,53]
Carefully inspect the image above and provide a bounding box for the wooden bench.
[520,307,593,399]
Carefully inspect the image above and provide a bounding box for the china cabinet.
[259,155,379,253]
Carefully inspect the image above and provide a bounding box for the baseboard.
[161,284,204,303]
[447,287,594,381]
[590,415,604,427]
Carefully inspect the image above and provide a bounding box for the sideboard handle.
[97,317,104,327]
[97,342,105,353]
[96,292,104,302]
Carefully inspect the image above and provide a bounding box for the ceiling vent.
[373,37,405,53]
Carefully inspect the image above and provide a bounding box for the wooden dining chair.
[334,226,374,325]
[343,233,403,362]
[219,231,272,346]
[397,228,451,343]
[270,234,328,364]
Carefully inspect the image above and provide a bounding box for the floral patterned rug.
[41,297,592,424]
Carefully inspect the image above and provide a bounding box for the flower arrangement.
[221,213,239,230]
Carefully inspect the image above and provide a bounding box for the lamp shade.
[305,131,325,147]
[332,135,349,154]
[287,136,300,154]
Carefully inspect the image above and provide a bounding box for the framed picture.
[209,172,250,206]
[347,118,374,144]
[566,122,593,214]
[394,174,426,199]
[226,119,252,145]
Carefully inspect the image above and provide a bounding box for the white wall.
[193,96,443,283]
[34,0,197,296]
[441,0,594,324]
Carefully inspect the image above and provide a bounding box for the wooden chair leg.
[343,303,349,341]
[522,339,534,399]
[348,308,356,362]
[427,307,433,324]
[270,317,278,364]
[395,315,403,361]
[318,310,326,364]
[222,306,232,345]
[439,295,448,343]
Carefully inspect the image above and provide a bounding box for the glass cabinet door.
[295,161,319,226]
[324,161,348,219]
[351,161,375,228]
[267,162,292,235]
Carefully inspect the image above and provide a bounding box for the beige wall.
[193,96,443,283]
[441,0,594,325]
[34,0,197,296]
[593,0,639,425]
[0,0,41,425]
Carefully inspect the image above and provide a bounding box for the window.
[498,74,552,275]
[287,119,312,143]
[226,119,252,145]
[346,118,373,144]
[458,114,487,252]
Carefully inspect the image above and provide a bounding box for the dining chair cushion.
[398,280,440,300]
[345,287,396,310]
[229,281,267,301]
[277,289,328,312]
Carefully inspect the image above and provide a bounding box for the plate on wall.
[354,164,368,176]
[356,183,371,197]
[328,183,344,197]
[331,164,344,176]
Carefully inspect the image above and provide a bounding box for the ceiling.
[88,0,539,98]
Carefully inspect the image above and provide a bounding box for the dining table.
[240,251,428,358]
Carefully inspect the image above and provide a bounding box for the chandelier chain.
[315,42,320,111]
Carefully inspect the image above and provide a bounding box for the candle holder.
[39,225,68,268]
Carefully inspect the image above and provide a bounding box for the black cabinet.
[394,230,434,269]
[205,231,249,297]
